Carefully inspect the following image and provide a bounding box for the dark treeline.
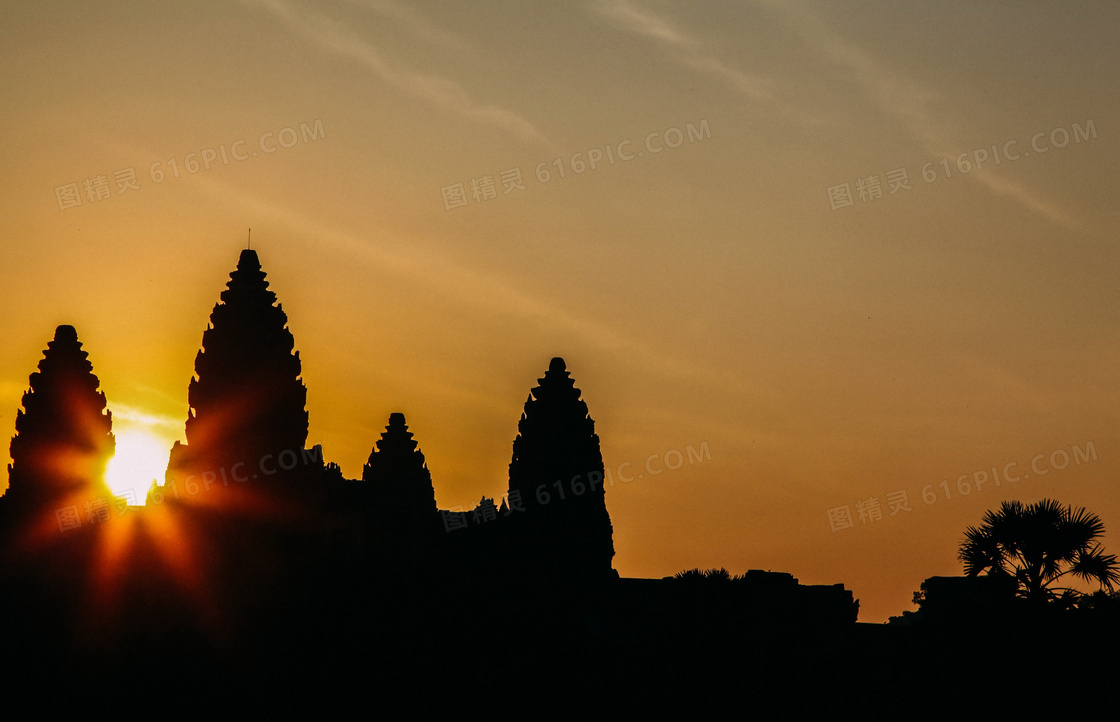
[1,250,1116,714]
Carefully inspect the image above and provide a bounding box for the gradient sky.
[2,0,1118,623]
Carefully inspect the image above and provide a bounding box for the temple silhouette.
[3,325,114,515]
[165,249,311,496]
[4,248,1112,714]
[149,249,623,588]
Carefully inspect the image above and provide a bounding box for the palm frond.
[1070,544,1120,591]
[1057,504,1106,558]
[958,499,1117,604]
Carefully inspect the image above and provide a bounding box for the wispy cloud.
[342,0,473,54]
[595,0,696,49]
[242,0,542,143]
[183,169,770,402]
[592,0,775,103]
[108,403,184,433]
[754,0,1085,233]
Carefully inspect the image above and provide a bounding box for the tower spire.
[165,248,310,496]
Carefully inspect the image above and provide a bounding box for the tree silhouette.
[5,325,115,509]
[959,499,1120,605]
[674,567,735,582]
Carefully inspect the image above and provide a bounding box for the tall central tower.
[166,250,309,492]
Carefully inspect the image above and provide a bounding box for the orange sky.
[2,1,1118,623]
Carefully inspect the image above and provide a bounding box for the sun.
[104,428,174,504]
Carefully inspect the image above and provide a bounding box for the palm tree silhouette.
[959,499,1120,606]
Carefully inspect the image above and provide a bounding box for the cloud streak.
[243,0,542,143]
[753,0,1085,233]
[343,0,474,55]
[109,403,185,433]
[592,0,776,103]
[182,168,770,403]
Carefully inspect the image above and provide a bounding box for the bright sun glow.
[105,429,173,504]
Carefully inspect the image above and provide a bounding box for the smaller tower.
[361,413,441,564]
[6,325,115,510]
[507,357,614,580]
[363,413,438,520]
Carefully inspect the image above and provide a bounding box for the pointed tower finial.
[247,227,251,250]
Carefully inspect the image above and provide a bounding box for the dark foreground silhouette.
[2,251,1116,714]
